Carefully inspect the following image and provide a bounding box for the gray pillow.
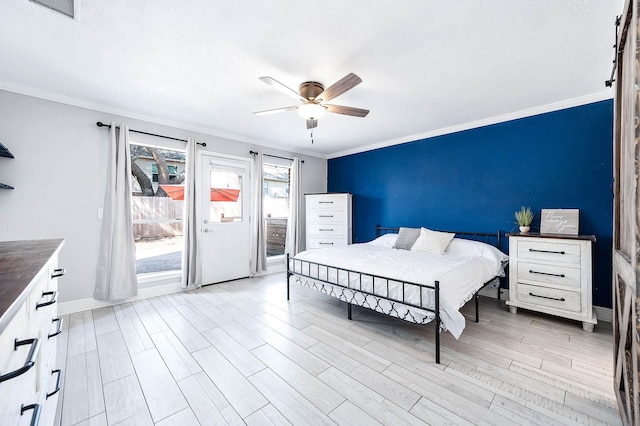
[392,227,421,250]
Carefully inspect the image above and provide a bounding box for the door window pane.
[208,168,243,223]
[130,144,185,275]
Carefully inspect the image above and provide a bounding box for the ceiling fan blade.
[259,76,304,101]
[318,73,362,102]
[325,104,369,117]
[253,106,299,115]
[306,119,318,129]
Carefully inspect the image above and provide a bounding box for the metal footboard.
[286,228,504,364]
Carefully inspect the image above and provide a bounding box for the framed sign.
[540,209,579,235]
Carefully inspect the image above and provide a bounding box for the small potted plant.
[515,206,534,233]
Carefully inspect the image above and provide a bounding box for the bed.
[286,226,508,363]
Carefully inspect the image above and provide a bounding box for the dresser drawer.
[306,195,347,210]
[306,223,344,237]
[517,240,581,265]
[516,284,581,312]
[517,262,580,289]
[307,209,346,224]
[307,237,346,249]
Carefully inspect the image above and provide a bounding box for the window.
[151,164,178,182]
[263,163,290,257]
[130,144,186,275]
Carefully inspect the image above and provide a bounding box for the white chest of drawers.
[305,193,352,249]
[0,239,65,426]
[506,233,597,331]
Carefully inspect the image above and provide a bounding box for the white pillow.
[367,233,397,248]
[410,227,455,255]
[446,238,509,263]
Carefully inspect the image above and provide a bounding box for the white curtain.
[181,138,202,289]
[251,150,267,274]
[94,123,138,301]
[285,157,303,257]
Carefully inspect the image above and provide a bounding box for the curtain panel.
[181,138,202,289]
[251,150,267,274]
[285,157,303,257]
[94,123,138,301]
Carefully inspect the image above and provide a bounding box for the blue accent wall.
[328,100,614,308]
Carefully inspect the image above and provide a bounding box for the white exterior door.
[199,153,251,284]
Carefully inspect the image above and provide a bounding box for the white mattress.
[290,240,507,338]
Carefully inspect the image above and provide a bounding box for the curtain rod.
[249,150,304,163]
[96,122,207,147]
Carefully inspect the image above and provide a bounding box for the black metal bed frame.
[286,226,504,364]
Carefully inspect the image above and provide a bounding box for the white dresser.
[305,193,352,249]
[506,233,597,331]
[0,239,65,426]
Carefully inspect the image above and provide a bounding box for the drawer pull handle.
[46,369,63,399]
[0,338,40,383]
[318,215,334,218]
[319,201,334,204]
[48,317,64,339]
[21,403,41,426]
[529,248,565,255]
[529,270,566,278]
[51,268,65,278]
[36,291,57,309]
[319,242,334,245]
[529,292,565,302]
[319,228,334,232]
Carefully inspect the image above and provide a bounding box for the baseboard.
[58,267,287,315]
[58,282,184,315]
[495,288,612,323]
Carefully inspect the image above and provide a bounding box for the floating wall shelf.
[0,142,14,189]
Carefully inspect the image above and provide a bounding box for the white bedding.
[290,236,508,339]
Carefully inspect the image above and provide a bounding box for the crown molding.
[326,91,613,159]
[0,81,326,160]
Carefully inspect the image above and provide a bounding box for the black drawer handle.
[319,201,334,204]
[529,270,565,278]
[46,369,63,399]
[0,338,40,383]
[318,215,334,218]
[319,242,334,245]
[36,291,57,309]
[48,317,63,339]
[319,228,334,232]
[51,268,65,278]
[529,248,565,255]
[21,403,41,426]
[529,292,565,302]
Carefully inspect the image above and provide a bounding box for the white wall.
[0,90,327,304]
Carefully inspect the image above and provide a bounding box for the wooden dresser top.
[0,239,64,334]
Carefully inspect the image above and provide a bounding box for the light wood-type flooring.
[54,273,620,425]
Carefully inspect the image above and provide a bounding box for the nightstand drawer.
[517,240,580,265]
[517,262,580,289]
[517,284,581,312]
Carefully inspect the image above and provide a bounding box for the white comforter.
[291,241,506,338]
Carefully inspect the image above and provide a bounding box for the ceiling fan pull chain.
[310,131,314,144]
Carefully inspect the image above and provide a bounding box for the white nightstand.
[506,233,597,332]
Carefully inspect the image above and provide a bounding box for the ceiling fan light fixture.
[298,102,327,120]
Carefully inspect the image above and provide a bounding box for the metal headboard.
[375,225,503,251]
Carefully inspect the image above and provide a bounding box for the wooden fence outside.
[131,197,288,255]
[132,196,184,239]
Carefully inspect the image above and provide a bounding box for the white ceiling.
[0,1,622,157]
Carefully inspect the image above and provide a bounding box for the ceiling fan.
[253,73,369,129]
